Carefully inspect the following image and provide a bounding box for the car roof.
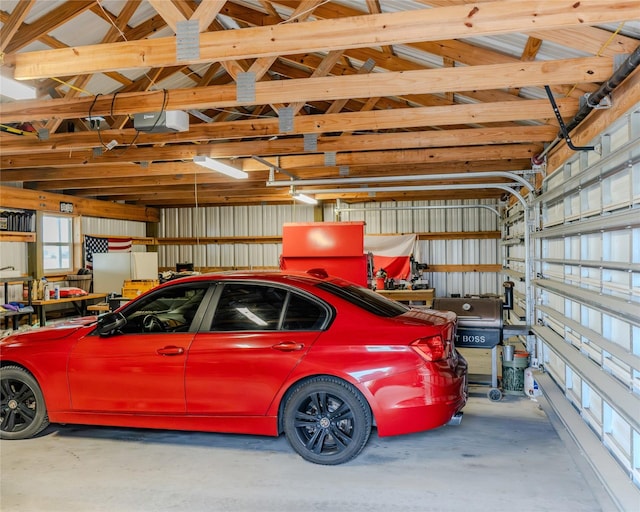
[164,269,341,288]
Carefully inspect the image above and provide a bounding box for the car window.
[316,281,409,317]
[211,283,285,331]
[118,284,209,334]
[282,292,328,331]
[209,283,328,332]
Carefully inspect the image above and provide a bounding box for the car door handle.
[157,346,185,356]
[272,341,305,352]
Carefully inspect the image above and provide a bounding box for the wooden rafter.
[0,59,603,123]
[10,2,638,79]
[0,0,637,210]
[0,102,573,161]
[0,0,36,53]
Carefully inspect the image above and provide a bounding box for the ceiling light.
[0,75,36,100]
[193,156,248,179]
[292,192,318,205]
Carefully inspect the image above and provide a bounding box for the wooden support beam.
[10,2,637,78]
[1,159,527,184]
[153,231,501,246]
[0,124,557,161]
[158,236,283,245]
[546,67,640,176]
[4,1,96,54]
[0,185,160,222]
[0,58,592,123]
[427,264,503,273]
[244,143,541,170]
[0,231,36,243]
[86,234,156,245]
[417,231,501,240]
[529,26,639,57]
[190,1,225,32]
[0,0,37,53]
[147,0,185,33]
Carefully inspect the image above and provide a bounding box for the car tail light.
[411,335,449,362]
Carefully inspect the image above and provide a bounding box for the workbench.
[32,293,107,326]
[86,302,111,314]
[375,288,434,306]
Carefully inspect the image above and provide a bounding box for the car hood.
[1,316,97,346]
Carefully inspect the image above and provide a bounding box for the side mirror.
[96,312,126,337]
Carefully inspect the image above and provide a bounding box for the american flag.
[85,235,132,269]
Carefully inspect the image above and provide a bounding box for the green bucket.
[502,352,529,395]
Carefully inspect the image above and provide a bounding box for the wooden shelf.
[376,288,434,305]
[0,275,34,330]
[0,231,36,242]
[428,264,502,273]
[158,235,283,245]
[153,231,501,246]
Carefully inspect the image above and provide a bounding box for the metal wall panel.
[220,208,237,237]
[396,201,414,232]
[158,205,314,269]
[247,206,264,236]
[157,201,501,294]
[82,217,146,238]
[535,105,640,494]
[0,243,29,305]
[0,242,28,275]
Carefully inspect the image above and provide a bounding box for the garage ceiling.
[1,0,639,208]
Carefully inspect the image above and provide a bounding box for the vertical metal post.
[491,345,498,388]
[525,201,538,363]
[335,199,343,221]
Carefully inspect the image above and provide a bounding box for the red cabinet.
[280,222,368,286]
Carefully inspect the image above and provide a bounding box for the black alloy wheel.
[283,376,372,465]
[0,366,49,440]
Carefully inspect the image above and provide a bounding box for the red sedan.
[0,271,467,465]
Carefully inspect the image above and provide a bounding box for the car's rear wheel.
[283,376,372,465]
[0,366,49,440]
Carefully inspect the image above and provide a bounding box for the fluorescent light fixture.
[292,192,318,205]
[193,155,248,179]
[0,75,36,100]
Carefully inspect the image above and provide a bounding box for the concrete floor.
[1,383,616,512]
[1,348,618,511]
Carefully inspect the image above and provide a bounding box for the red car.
[1,270,467,465]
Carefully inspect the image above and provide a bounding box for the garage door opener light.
[193,156,248,179]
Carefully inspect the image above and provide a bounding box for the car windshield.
[317,282,409,317]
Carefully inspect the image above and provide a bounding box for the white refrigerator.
[93,252,158,294]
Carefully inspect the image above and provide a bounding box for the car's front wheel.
[0,366,49,440]
[283,376,372,465]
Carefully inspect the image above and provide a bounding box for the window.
[42,215,72,272]
[118,284,209,334]
[282,293,328,331]
[317,282,409,317]
[211,284,286,331]
[209,283,329,332]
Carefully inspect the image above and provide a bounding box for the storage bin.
[122,279,159,299]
